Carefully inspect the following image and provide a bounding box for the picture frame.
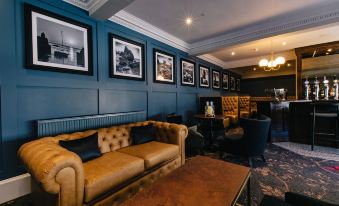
[236,78,241,91]
[212,70,221,89]
[180,58,196,87]
[153,49,176,84]
[109,33,145,81]
[222,73,229,90]
[199,65,210,88]
[24,3,93,75]
[230,76,236,91]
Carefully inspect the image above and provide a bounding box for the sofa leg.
[261,155,266,163]
[248,157,253,168]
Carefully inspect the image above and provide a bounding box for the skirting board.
[0,173,31,204]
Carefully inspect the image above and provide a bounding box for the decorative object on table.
[265,88,287,102]
[333,75,339,100]
[323,76,330,100]
[236,78,241,91]
[109,34,145,80]
[314,76,320,100]
[212,70,220,89]
[230,76,236,91]
[180,58,195,86]
[304,77,310,100]
[222,73,229,90]
[204,101,215,117]
[153,49,175,84]
[199,65,210,87]
[24,3,93,75]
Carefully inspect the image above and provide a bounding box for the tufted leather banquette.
[239,96,251,118]
[222,96,239,127]
[18,121,188,206]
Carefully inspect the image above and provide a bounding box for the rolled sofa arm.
[149,121,188,165]
[18,138,84,206]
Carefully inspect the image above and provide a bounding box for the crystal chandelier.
[258,40,285,71]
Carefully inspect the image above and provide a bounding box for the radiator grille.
[37,111,146,137]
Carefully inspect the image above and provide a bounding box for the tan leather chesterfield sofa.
[18,121,188,206]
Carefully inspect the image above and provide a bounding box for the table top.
[194,114,224,120]
[120,156,250,206]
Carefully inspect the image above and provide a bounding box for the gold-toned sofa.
[222,96,239,128]
[239,96,251,118]
[18,121,188,206]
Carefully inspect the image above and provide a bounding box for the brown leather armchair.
[222,96,239,127]
[239,96,251,118]
[18,121,188,206]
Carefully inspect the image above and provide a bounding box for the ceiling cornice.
[63,0,92,10]
[109,11,190,52]
[197,54,228,68]
[189,1,339,55]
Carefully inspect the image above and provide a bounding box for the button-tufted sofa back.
[222,96,239,116]
[44,121,185,154]
[239,96,250,117]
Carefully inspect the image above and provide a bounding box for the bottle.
[304,77,310,100]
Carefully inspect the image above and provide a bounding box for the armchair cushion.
[130,124,156,145]
[83,151,144,202]
[118,141,179,169]
[59,132,101,162]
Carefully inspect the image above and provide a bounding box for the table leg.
[247,177,251,206]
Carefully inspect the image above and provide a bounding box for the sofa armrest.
[150,121,188,165]
[18,138,84,206]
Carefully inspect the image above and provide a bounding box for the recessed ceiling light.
[253,48,259,52]
[253,67,256,71]
[327,48,333,52]
[185,17,192,26]
[282,42,287,46]
[231,51,235,56]
[287,63,291,67]
[326,52,329,55]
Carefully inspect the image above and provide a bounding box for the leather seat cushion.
[83,151,144,202]
[118,141,179,169]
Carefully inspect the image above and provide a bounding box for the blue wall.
[0,0,240,180]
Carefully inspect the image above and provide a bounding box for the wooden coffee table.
[120,156,251,206]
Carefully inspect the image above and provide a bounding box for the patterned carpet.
[206,144,339,205]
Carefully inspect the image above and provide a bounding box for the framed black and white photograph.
[230,76,236,91]
[109,34,145,80]
[153,49,175,84]
[199,65,209,88]
[236,78,241,91]
[222,73,229,90]
[212,70,220,89]
[24,3,93,75]
[180,58,195,86]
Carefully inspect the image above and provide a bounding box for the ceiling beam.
[89,0,135,20]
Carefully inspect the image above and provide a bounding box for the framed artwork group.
[24,3,241,91]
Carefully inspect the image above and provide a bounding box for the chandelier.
[258,40,285,71]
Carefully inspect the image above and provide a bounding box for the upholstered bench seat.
[83,152,144,202]
[118,141,179,169]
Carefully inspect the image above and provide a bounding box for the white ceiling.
[211,22,339,63]
[124,0,336,43]
[64,0,339,69]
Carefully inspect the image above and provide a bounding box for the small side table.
[194,114,224,148]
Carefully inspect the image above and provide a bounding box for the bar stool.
[310,102,339,151]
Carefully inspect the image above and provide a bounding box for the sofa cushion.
[59,132,101,162]
[117,141,179,169]
[130,124,156,145]
[83,151,144,202]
